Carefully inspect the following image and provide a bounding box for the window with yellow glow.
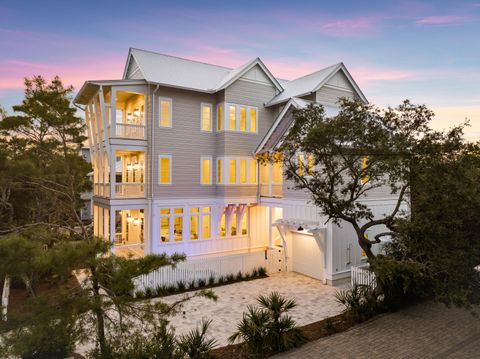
[201,103,212,131]
[217,104,223,131]
[250,108,257,132]
[229,105,237,130]
[272,162,283,183]
[217,159,223,183]
[159,155,171,184]
[240,107,247,131]
[219,214,226,237]
[240,212,248,235]
[239,159,247,184]
[160,217,169,242]
[297,154,305,176]
[229,159,237,184]
[202,207,211,239]
[260,163,269,184]
[159,207,183,243]
[190,207,199,240]
[201,157,212,185]
[173,208,183,241]
[159,98,172,127]
[361,156,369,183]
[250,159,257,183]
[230,212,237,236]
[307,154,314,176]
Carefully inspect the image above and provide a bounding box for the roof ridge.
[130,47,233,70]
[287,62,342,84]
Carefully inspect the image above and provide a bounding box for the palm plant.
[177,319,216,359]
[229,292,306,357]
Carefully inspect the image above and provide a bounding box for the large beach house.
[74,48,397,285]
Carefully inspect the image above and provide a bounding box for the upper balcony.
[109,90,146,140]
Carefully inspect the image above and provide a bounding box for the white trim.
[216,103,224,132]
[158,154,172,185]
[200,156,213,185]
[158,97,173,128]
[200,102,213,132]
[216,156,257,186]
[219,102,258,134]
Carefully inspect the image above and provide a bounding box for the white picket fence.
[351,264,376,288]
[2,275,10,321]
[133,250,270,294]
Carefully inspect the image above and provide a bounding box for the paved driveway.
[274,301,480,359]
[160,272,344,346]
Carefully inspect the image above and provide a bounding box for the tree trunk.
[21,274,36,298]
[91,268,107,356]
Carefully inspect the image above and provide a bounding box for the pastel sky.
[1,0,479,138]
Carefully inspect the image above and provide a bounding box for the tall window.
[307,154,314,176]
[297,154,305,176]
[272,162,283,184]
[219,213,226,237]
[240,159,247,184]
[249,159,257,183]
[239,107,247,131]
[250,108,257,133]
[240,212,248,235]
[229,159,237,184]
[190,207,211,240]
[159,155,171,184]
[217,104,223,131]
[201,103,212,131]
[217,159,223,184]
[230,212,237,236]
[229,105,237,130]
[159,207,183,242]
[201,157,212,185]
[159,98,172,127]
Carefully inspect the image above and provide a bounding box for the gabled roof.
[123,48,283,93]
[266,62,367,106]
[74,79,147,105]
[255,97,339,154]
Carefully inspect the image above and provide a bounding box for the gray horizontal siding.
[315,86,354,105]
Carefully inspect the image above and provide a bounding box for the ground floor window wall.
[158,204,248,244]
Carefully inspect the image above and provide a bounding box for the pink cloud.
[416,15,469,25]
[0,56,124,92]
[320,17,377,37]
[349,66,418,83]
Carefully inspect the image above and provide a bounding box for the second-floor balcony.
[115,182,145,198]
[260,162,283,198]
[115,123,145,139]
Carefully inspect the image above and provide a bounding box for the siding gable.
[325,70,355,91]
[240,64,273,85]
[125,56,144,80]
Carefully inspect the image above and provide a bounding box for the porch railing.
[115,182,145,198]
[260,183,283,198]
[115,123,145,139]
[93,183,110,197]
[351,264,376,288]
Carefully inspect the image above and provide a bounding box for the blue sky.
[1,0,479,137]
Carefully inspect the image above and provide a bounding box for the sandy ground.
[159,272,346,347]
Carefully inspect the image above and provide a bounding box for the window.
[260,163,269,184]
[240,107,247,131]
[240,159,247,184]
[272,162,283,184]
[362,156,369,183]
[229,159,237,184]
[201,157,212,185]
[229,105,237,130]
[201,103,212,131]
[217,159,223,184]
[250,108,257,133]
[159,98,172,127]
[230,212,237,236]
[240,212,248,235]
[249,159,257,183]
[159,207,183,242]
[307,154,314,176]
[297,154,305,176]
[159,155,171,184]
[219,213,226,237]
[190,207,210,240]
[217,104,223,131]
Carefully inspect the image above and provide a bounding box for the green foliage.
[374,256,430,309]
[177,319,217,359]
[257,267,267,277]
[335,284,380,323]
[229,292,306,357]
[0,76,91,234]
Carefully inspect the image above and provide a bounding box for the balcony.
[115,123,145,139]
[260,183,283,198]
[115,183,145,198]
[94,183,111,197]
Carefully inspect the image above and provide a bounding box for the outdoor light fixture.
[133,109,143,117]
[297,225,304,231]
[126,214,133,223]
[126,113,133,121]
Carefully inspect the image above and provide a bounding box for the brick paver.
[274,302,480,359]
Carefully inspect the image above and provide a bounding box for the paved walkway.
[274,301,480,359]
[160,272,344,346]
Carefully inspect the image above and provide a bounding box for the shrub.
[229,292,306,357]
[258,267,267,277]
[374,256,430,310]
[335,284,379,323]
[208,275,216,286]
[177,319,216,359]
[226,274,235,283]
[177,281,186,292]
[145,287,153,298]
[217,276,226,284]
[197,279,207,288]
[166,284,177,294]
[189,280,196,290]
[252,268,259,277]
[236,271,244,281]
